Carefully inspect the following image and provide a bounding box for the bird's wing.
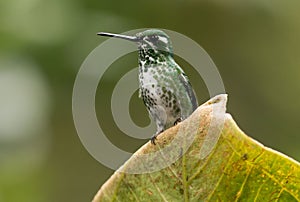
[178,71,198,111]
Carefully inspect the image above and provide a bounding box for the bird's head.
[135,29,173,56]
[98,29,173,58]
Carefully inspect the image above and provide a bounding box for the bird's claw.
[151,136,157,145]
[150,129,164,145]
[174,117,183,125]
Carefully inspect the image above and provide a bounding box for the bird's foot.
[174,117,183,125]
[150,136,157,145]
[151,130,164,145]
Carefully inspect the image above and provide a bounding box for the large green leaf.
[93,95,300,202]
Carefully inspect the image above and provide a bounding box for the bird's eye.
[149,35,159,42]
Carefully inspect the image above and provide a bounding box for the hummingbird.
[98,29,198,144]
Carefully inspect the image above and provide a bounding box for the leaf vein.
[234,165,254,201]
[187,142,217,184]
[224,140,300,201]
[149,174,169,202]
[253,157,278,202]
[182,141,189,202]
[157,144,183,184]
[274,188,284,202]
[127,184,140,202]
[205,152,235,201]
[110,172,125,202]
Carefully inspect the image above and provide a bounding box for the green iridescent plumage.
[98,29,198,144]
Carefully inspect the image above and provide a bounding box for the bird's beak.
[97,32,138,42]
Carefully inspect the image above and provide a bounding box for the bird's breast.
[139,65,183,117]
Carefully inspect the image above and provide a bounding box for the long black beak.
[97,32,138,42]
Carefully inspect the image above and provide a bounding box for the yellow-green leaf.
[93,95,300,202]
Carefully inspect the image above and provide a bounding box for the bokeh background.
[1,0,300,201]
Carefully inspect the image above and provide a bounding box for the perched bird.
[98,29,198,144]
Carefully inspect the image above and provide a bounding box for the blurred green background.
[1,0,300,201]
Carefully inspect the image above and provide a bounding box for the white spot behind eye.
[158,36,168,44]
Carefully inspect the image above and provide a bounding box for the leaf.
[93,95,300,202]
